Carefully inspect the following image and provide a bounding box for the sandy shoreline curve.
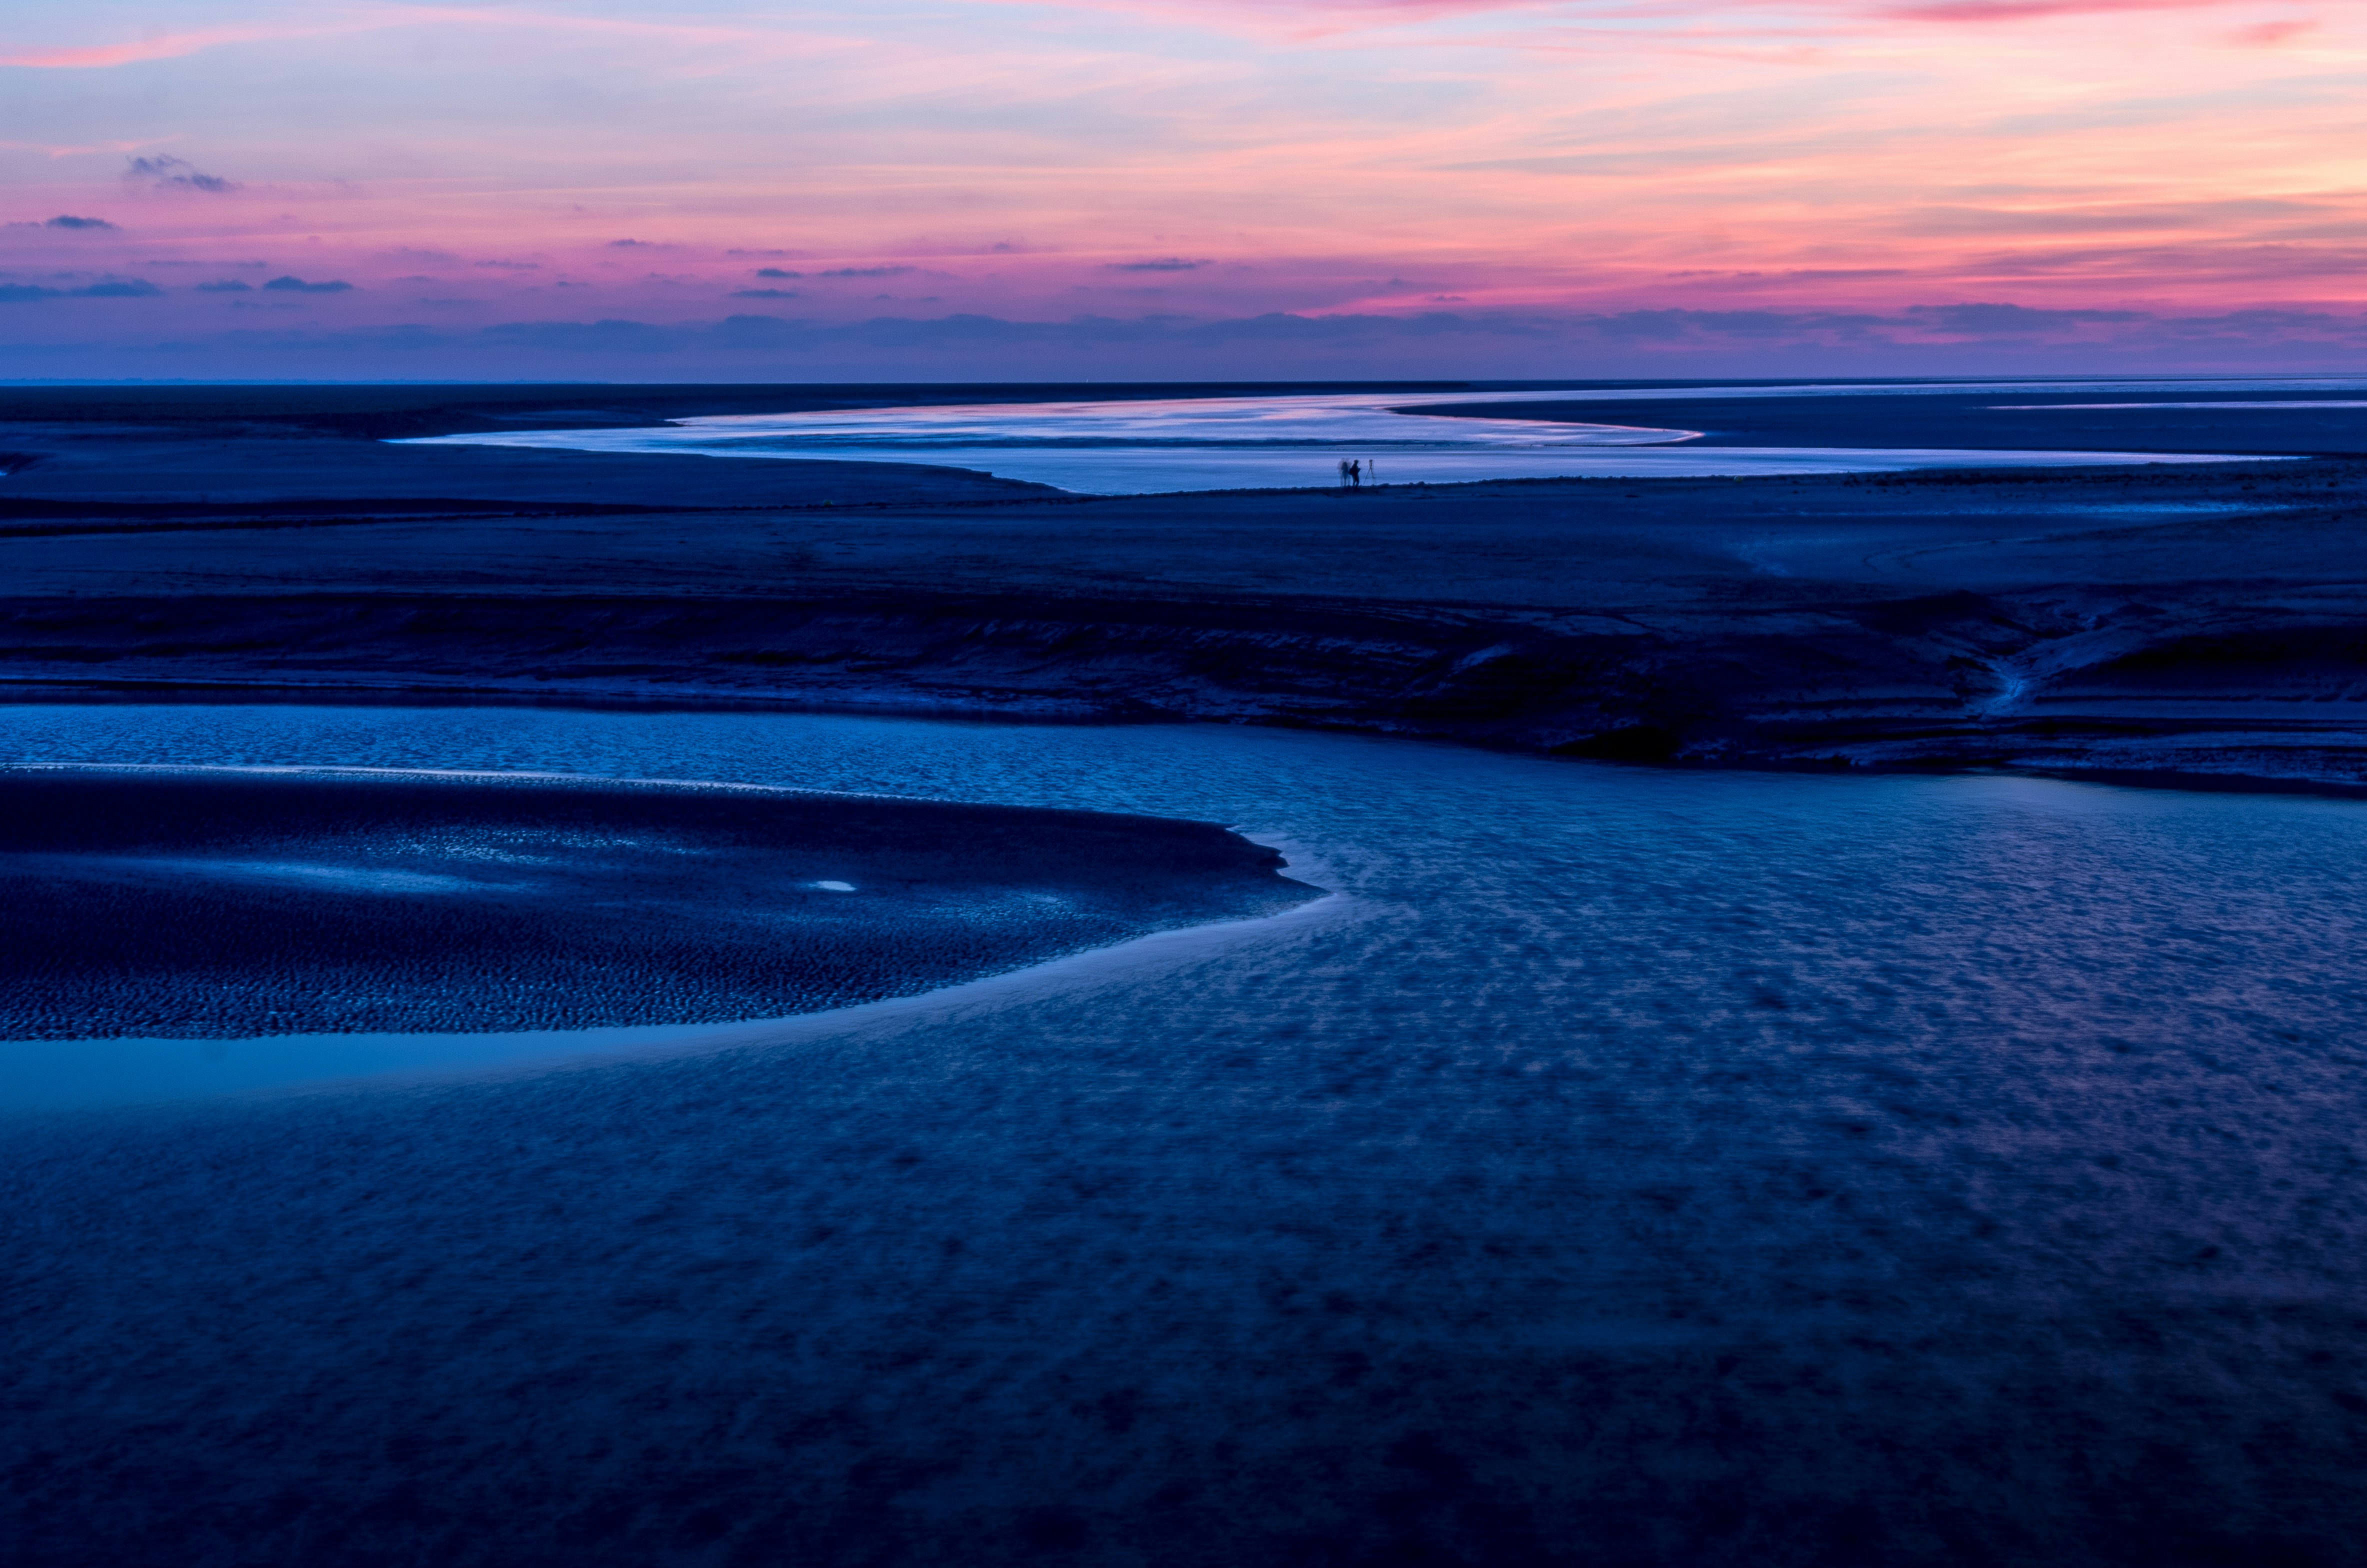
[0,764,1324,1102]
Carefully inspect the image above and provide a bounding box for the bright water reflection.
[405,386,2272,492]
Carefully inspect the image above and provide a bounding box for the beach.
[4,380,2366,785]
[8,382,2367,1566]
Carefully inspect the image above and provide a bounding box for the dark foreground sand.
[0,767,1312,1038]
[7,383,2367,788]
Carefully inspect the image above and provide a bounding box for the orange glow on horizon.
[1,0,2360,374]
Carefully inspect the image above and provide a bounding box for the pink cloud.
[6,0,2361,372]
[0,138,152,157]
[0,21,381,70]
[2228,17,2320,44]
[0,10,821,72]
[1005,0,2258,24]
[1880,0,2244,20]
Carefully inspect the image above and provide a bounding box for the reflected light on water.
[404,386,2280,494]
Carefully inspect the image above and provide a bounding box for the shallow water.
[6,702,2367,1565]
[405,385,2275,492]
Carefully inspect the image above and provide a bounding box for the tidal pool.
[4,702,2366,1566]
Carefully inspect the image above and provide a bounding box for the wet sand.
[0,766,1312,1042]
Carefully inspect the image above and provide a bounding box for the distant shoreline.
[6,381,2367,797]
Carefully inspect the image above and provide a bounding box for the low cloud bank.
[0,278,163,302]
[16,302,2367,378]
[446,303,2367,354]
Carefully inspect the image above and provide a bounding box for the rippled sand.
[0,765,1312,1046]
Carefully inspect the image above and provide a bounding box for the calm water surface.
[6,702,2366,1566]
[406,384,2275,492]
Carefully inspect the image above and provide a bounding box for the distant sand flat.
[406,386,2290,494]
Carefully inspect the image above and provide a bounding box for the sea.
[6,700,2365,1564]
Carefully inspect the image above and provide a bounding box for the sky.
[2,0,2362,380]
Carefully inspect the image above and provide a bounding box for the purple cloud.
[124,155,238,194]
[0,278,162,302]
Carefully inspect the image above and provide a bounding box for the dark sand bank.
[10,378,2356,448]
[1426,386,2367,457]
[0,766,1312,1038]
[0,424,1052,516]
[7,447,2367,784]
[10,382,2367,788]
[0,379,1473,440]
[12,377,2360,453]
